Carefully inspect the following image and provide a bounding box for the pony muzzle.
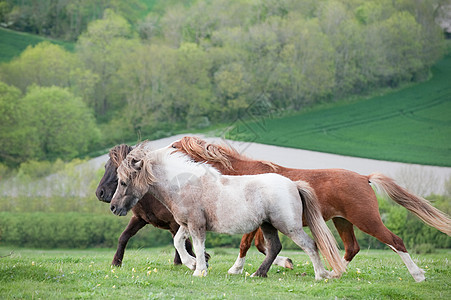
[110,203,128,216]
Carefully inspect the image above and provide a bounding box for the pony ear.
[132,159,143,171]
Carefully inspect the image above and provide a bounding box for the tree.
[0,81,34,166]
[115,43,177,134]
[214,62,251,119]
[0,42,76,92]
[76,9,139,116]
[0,84,100,165]
[318,1,366,97]
[276,17,335,109]
[0,41,97,107]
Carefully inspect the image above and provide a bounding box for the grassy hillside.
[0,28,74,62]
[227,53,451,167]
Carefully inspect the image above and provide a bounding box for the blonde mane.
[177,136,278,171]
[176,136,237,170]
[117,142,156,189]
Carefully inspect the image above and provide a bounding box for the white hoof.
[193,269,207,277]
[315,270,333,281]
[228,266,244,275]
[329,269,342,278]
[413,269,426,282]
[185,259,196,271]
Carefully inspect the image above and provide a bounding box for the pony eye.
[120,181,127,187]
[172,144,176,148]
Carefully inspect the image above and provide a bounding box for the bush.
[0,212,243,249]
[413,243,436,254]
[0,212,173,249]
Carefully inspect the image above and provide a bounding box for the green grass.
[0,28,74,62]
[227,53,451,167]
[0,247,449,299]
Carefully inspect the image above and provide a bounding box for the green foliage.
[0,42,78,92]
[0,212,244,249]
[76,9,139,116]
[0,28,74,62]
[0,212,143,248]
[1,0,446,156]
[0,0,148,41]
[0,81,30,166]
[413,243,436,254]
[375,194,451,250]
[0,83,100,165]
[21,86,100,161]
[226,52,451,167]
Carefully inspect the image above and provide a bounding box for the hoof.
[193,269,207,277]
[329,270,342,279]
[111,260,122,267]
[185,259,196,271]
[315,270,333,281]
[285,258,294,270]
[413,269,426,283]
[228,267,244,275]
[250,271,267,278]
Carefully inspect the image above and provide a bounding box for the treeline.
[0,0,447,167]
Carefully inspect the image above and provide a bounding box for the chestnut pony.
[171,136,451,282]
[96,144,209,266]
[110,142,346,278]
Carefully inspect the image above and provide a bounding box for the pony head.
[110,143,155,216]
[96,144,133,203]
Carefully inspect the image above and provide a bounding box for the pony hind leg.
[353,216,425,282]
[286,228,332,280]
[228,230,258,274]
[332,217,360,266]
[254,229,293,270]
[251,223,282,277]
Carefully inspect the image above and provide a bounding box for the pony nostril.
[99,189,105,198]
[110,205,116,212]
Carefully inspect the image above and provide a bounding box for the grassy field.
[227,53,451,167]
[1,247,449,299]
[0,28,74,62]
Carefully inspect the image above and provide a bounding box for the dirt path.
[91,134,451,196]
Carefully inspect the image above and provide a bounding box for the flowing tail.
[369,173,451,236]
[296,180,347,277]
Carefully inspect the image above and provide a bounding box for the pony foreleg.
[173,226,196,270]
[188,226,208,277]
[112,215,147,266]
